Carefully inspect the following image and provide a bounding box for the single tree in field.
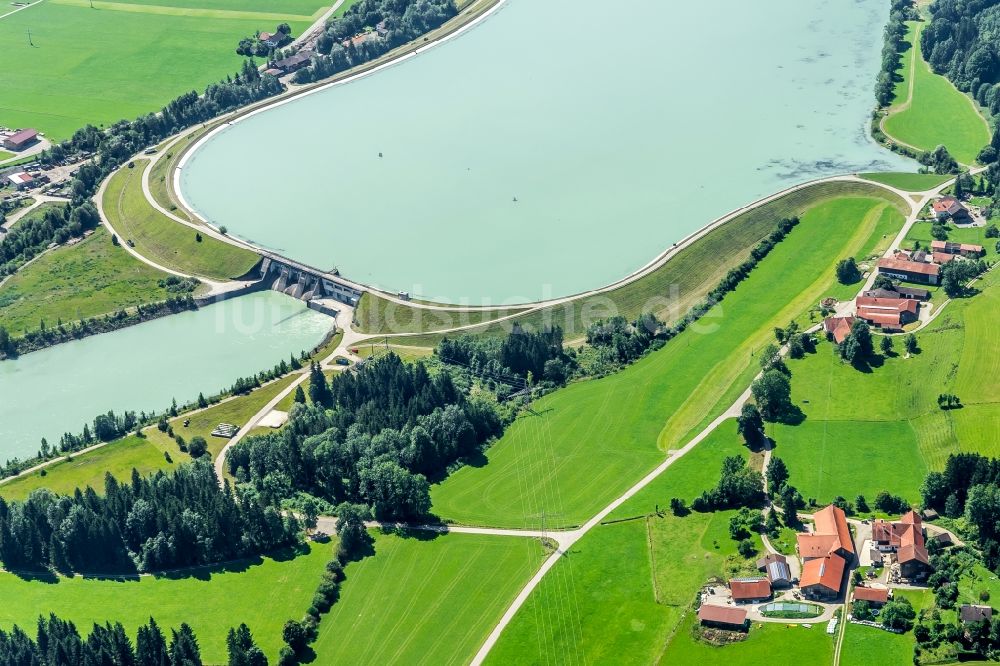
[751,370,792,421]
[188,436,207,458]
[736,404,765,447]
[780,484,800,526]
[880,335,894,356]
[835,257,862,284]
[334,502,371,558]
[766,456,789,494]
[905,333,919,355]
[293,385,306,404]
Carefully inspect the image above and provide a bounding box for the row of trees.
[0,614,268,666]
[2,294,197,358]
[294,0,457,84]
[0,461,299,573]
[227,354,504,520]
[874,0,918,107]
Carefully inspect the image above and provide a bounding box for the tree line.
[0,294,197,359]
[0,614,269,666]
[922,0,1000,118]
[292,0,457,84]
[0,461,299,574]
[874,0,918,108]
[227,354,504,521]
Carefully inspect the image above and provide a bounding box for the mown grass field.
[0,226,175,335]
[430,186,908,529]
[313,530,545,665]
[771,267,1000,503]
[0,435,175,501]
[378,181,903,346]
[0,0,322,138]
[103,159,259,279]
[840,588,930,666]
[0,542,331,664]
[859,172,952,192]
[882,23,990,165]
[485,426,767,663]
[662,615,834,665]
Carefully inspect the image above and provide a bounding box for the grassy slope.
[485,427,760,663]
[882,23,990,165]
[1,372,302,498]
[771,268,1000,503]
[353,292,528,335]
[0,436,176,501]
[103,159,258,279]
[430,189,907,529]
[858,172,952,192]
[376,182,895,345]
[0,0,319,139]
[0,543,330,664]
[143,372,302,460]
[0,226,174,335]
[313,531,545,665]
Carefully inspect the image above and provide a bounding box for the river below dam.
[179,0,913,304]
[0,291,332,463]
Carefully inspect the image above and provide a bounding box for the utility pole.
[26,27,34,47]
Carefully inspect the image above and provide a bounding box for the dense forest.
[0,615,268,666]
[227,355,504,520]
[0,461,299,573]
[293,0,456,83]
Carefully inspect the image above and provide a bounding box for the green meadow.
[0,0,322,138]
[859,172,952,192]
[485,426,766,664]
[0,435,176,501]
[661,615,835,665]
[771,267,1000,503]
[882,23,990,165]
[0,543,331,664]
[313,530,545,665]
[103,159,259,279]
[0,226,176,336]
[430,187,907,529]
[840,589,930,666]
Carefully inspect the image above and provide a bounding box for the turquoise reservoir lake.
[0,291,331,462]
[180,0,913,304]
